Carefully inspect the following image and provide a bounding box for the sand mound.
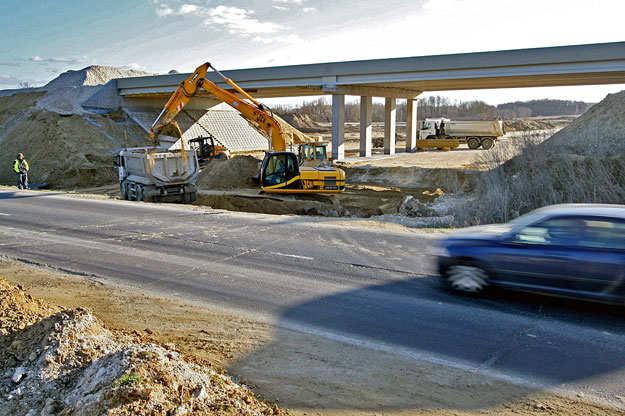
[279,113,323,132]
[196,155,262,190]
[0,278,281,415]
[543,90,625,154]
[42,65,152,91]
[242,113,315,147]
[37,65,153,115]
[0,98,151,188]
[504,119,556,132]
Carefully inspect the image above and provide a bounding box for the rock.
[162,343,176,351]
[398,195,437,217]
[40,398,56,416]
[576,391,585,398]
[28,351,38,362]
[12,366,26,383]
[172,405,189,416]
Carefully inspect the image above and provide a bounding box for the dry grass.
[454,129,625,226]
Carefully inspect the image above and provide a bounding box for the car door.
[485,217,586,292]
[563,217,625,301]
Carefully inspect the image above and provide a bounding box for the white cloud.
[253,34,302,44]
[204,6,283,35]
[273,6,288,11]
[29,56,90,64]
[273,0,306,3]
[303,7,316,13]
[155,5,174,16]
[178,4,198,14]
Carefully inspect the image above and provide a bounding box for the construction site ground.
[79,129,549,220]
[2,257,622,416]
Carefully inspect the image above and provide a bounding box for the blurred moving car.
[436,204,625,304]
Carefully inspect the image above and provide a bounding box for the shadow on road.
[229,276,625,412]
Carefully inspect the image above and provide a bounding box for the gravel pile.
[0,279,283,415]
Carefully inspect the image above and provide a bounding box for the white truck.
[419,118,505,149]
[115,146,199,203]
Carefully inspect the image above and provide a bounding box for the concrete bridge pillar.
[384,97,396,155]
[331,94,345,160]
[406,98,417,153]
[359,96,373,157]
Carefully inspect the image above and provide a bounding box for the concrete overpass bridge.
[82,41,625,159]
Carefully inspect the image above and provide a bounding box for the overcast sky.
[1,0,624,104]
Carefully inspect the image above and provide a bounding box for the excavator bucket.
[157,121,183,139]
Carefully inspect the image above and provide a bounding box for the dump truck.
[115,146,199,203]
[418,118,505,150]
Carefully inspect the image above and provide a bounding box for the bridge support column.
[406,98,417,153]
[384,97,396,155]
[331,94,345,160]
[360,96,372,157]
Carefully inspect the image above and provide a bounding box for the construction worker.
[13,153,29,189]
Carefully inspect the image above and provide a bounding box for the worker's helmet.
[17,153,23,158]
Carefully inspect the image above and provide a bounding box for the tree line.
[271,96,593,122]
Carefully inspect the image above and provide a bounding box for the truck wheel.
[481,138,494,150]
[136,185,144,202]
[120,182,128,200]
[426,135,436,140]
[467,137,480,149]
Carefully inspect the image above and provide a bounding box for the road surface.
[1,188,625,410]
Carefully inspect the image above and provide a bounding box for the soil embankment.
[456,90,625,225]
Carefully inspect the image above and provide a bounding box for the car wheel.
[446,265,489,293]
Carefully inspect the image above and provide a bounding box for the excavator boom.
[150,62,345,194]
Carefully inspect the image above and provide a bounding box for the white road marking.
[270,252,314,260]
[0,213,12,216]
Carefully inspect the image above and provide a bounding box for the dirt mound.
[543,90,625,153]
[0,100,151,188]
[196,155,262,190]
[243,113,315,146]
[38,65,153,115]
[42,65,152,91]
[0,278,282,415]
[457,90,625,225]
[504,119,557,132]
[279,113,323,132]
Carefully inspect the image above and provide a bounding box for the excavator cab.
[261,152,300,189]
[261,151,345,193]
[297,142,330,167]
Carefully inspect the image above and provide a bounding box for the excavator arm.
[150,62,286,152]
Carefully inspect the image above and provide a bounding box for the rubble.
[0,279,283,415]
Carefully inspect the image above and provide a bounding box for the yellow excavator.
[150,62,345,194]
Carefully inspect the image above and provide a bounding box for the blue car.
[436,204,625,304]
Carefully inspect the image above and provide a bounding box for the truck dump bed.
[446,120,504,137]
[121,147,199,187]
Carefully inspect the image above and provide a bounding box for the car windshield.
[506,210,548,230]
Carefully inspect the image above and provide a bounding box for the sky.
[1,0,624,105]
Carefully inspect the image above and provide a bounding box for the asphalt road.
[2,188,625,407]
